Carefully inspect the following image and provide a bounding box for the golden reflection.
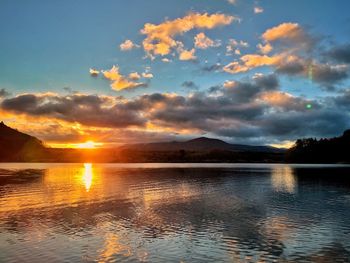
[82,163,93,192]
[98,233,131,262]
[271,166,297,193]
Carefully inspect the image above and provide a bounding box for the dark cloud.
[1,94,146,128]
[2,74,349,145]
[181,81,199,90]
[201,62,222,72]
[276,60,348,89]
[276,61,305,75]
[328,89,350,110]
[326,43,350,63]
[259,110,349,140]
[223,73,279,103]
[0,88,10,98]
[312,64,348,89]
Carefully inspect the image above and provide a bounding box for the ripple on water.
[1,164,350,262]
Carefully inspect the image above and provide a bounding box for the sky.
[1,0,350,148]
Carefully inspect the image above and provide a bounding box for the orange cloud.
[223,53,298,74]
[102,66,147,91]
[257,90,318,112]
[262,23,303,42]
[179,48,196,61]
[194,32,221,49]
[141,12,236,58]
[257,43,273,54]
[128,72,141,80]
[258,91,294,107]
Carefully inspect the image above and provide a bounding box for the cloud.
[181,81,199,90]
[257,91,318,112]
[120,39,139,51]
[0,88,10,98]
[102,66,148,91]
[276,59,348,88]
[257,43,272,54]
[128,72,141,80]
[261,22,315,52]
[254,7,264,14]
[140,12,236,58]
[224,52,348,88]
[222,73,279,103]
[227,0,237,5]
[326,43,350,63]
[262,23,304,43]
[226,38,249,55]
[89,68,100,77]
[329,89,350,110]
[223,22,349,88]
[142,72,153,79]
[2,74,349,145]
[310,63,348,89]
[194,32,221,49]
[179,48,196,61]
[1,93,146,128]
[161,58,171,63]
[202,62,222,72]
[223,52,293,73]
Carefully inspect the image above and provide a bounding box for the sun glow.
[77,140,98,149]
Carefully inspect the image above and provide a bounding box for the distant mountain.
[286,129,350,163]
[0,122,46,161]
[0,122,289,163]
[120,136,285,153]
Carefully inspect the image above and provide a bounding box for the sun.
[77,140,97,149]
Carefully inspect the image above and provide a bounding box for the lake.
[0,163,350,262]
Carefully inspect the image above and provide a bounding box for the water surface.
[0,163,350,262]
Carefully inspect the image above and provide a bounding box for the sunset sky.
[1,0,350,148]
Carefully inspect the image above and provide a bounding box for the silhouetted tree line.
[286,130,350,163]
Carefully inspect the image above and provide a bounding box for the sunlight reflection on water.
[271,166,297,193]
[82,163,93,192]
[0,163,350,262]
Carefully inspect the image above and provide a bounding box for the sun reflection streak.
[271,166,297,193]
[82,163,93,192]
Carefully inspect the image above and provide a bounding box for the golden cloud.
[103,66,147,91]
[179,48,196,61]
[128,72,141,80]
[262,23,303,42]
[194,32,221,49]
[223,53,298,74]
[257,43,273,54]
[141,12,236,58]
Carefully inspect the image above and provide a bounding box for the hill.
[0,122,46,161]
[120,136,284,153]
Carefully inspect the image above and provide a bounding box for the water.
[0,163,350,262]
